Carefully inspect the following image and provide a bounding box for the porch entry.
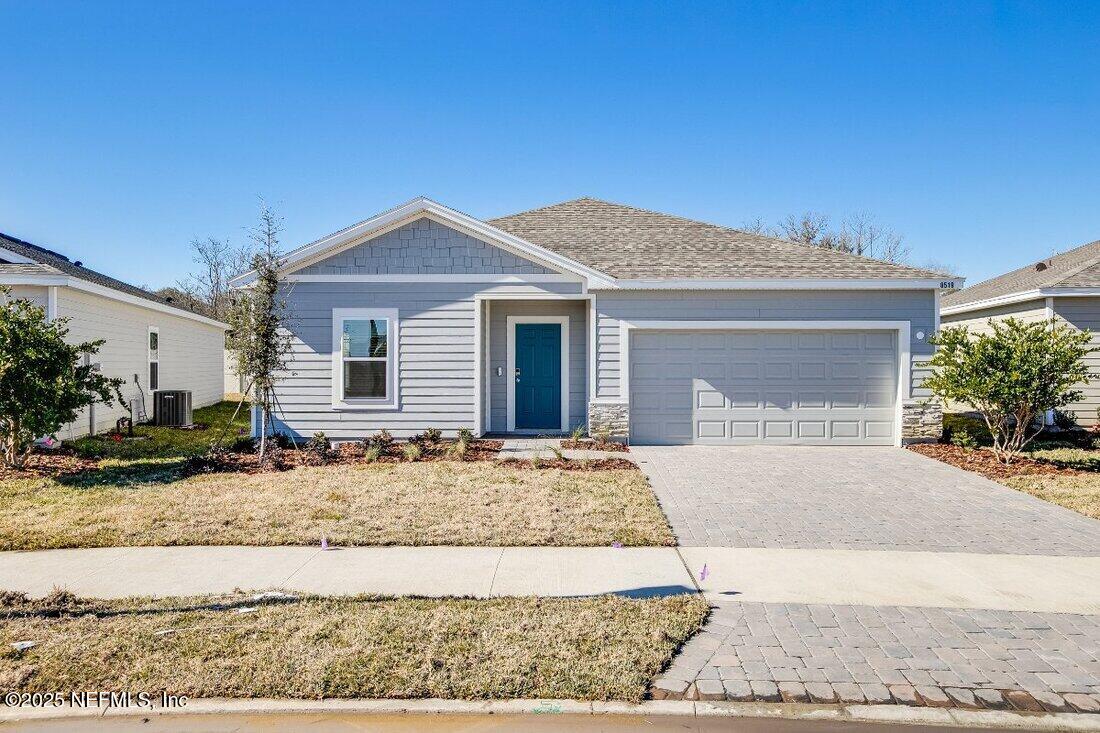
[514,322,562,429]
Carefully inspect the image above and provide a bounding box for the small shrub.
[549,445,566,462]
[422,427,442,444]
[1052,409,1079,432]
[594,430,612,444]
[457,427,474,443]
[446,440,468,460]
[950,428,978,451]
[570,424,586,442]
[402,442,422,462]
[366,429,394,450]
[362,445,382,463]
[306,431,331,454]
[271,431,294,449]
[530,455,542,469]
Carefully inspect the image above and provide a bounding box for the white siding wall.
[1053,297,1100,426]
[55,288,225,437]
[4,285,49,309]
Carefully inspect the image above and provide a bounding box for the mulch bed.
[561,439,630,453]
[497,457,638,471]
[188,439,505,474]
[0,451,101,480]
[907,443,1082,480]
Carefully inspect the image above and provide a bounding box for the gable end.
[294,218,556,277]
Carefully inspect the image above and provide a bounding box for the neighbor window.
[332,308,398,408]
[148,327,160,391]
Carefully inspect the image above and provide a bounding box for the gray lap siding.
[593,290,937,402]
[272,281,580,439]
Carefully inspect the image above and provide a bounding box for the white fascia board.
[284,273,578,283]
[230,197,614,289]
[0,247,39,264]
[940,287,1100,316]
[0,273,228,329]
[597,278,950,291]
[0,273,69,286]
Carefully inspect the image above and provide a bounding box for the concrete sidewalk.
[2,545,1099,613]
[0,546,693,600]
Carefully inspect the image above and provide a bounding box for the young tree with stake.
[226,204,293,460]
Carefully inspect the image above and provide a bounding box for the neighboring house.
[941,239,1100,427]
[230,197,958,446]
[0,232,228,438]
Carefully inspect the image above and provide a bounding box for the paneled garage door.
[629,329,898,445]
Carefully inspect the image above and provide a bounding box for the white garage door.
[629,330,898,445]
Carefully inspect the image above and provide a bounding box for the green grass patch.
[0,591,708,702]
[67,400,251,460]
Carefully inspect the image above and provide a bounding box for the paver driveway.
[633,446,1100,555]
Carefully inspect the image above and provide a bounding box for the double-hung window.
[332,308,398,409]
[148,327,160,391]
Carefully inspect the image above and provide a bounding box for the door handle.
[515,367,521,383]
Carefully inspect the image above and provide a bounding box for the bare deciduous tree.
[175,236,254,321]
[745,210,912,264]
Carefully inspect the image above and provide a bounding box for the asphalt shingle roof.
[942,239,1100,308]
[0,231,203,316]
[489,197,950,281]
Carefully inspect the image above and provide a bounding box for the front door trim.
[507,315,570,432]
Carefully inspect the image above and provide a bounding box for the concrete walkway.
[3,545,1099,613]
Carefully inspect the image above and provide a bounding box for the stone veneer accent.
[901,400,943,443]
[588,401,629,441]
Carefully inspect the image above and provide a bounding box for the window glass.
[342,319,387,358]
[149,331,159,351]
[344,361,386,398]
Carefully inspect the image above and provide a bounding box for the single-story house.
[230,197,958,446]
[941,238,1100,427]
[0,231,228,438]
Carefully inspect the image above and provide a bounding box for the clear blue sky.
[2,1,1098,289]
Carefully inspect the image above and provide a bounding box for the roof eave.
[941,286,1100,316]
[0,273,228,329]
[595,278,955,291]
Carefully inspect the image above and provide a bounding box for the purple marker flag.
[321,535,329,550]
[699,563,709,582]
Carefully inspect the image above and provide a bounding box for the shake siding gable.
[295,218,556,276]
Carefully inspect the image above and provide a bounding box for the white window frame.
[147,326,160,391]
[331,308,399,410]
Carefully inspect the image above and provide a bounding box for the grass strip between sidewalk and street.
[0,591,708,702]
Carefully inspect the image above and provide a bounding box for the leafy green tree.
[925,318,1092,463]
[226,203,293,459]
[0,289,124,467]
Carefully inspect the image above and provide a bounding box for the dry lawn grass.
[1001,473,1100,521]
[0,591,707,702]
[0,462,674,550]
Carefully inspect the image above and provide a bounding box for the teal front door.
[514,323,562,430]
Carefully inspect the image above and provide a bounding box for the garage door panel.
[629,329,897,445]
